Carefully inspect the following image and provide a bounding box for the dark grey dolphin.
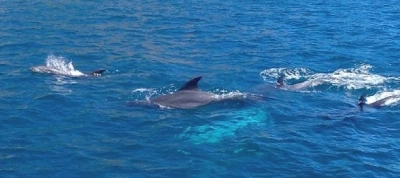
[30,66,105,77]
[358,93,400,110]
[128,76,265,109]
[150,76,218,109]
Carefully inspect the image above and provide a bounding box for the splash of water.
[260,67,312,80]
[131,88,158,102]
[260,64,387,90]
[48,55,85,76]
[31,55,85,76]
[212,91,249,101]
[46,55,75,71]
[327,64,385,89]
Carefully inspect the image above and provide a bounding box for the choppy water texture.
[1,1,400,177]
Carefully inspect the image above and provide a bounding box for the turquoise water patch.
[178,107,271,144]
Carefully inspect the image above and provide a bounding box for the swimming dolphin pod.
[30,55,399,111]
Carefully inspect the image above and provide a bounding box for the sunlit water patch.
[178,107,271,145]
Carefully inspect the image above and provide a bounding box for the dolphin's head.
[89,68,106,76]
[358,94,366,110]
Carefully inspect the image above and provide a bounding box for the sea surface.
[1,1,400,177]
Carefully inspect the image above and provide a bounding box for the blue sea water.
[1,0,400,177]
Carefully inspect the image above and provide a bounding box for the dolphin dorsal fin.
[178,76,202,91]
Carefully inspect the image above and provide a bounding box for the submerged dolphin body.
[30,66,105,77]
[358,93,400,110]
[150,76,218,109]
[276,76,322,90]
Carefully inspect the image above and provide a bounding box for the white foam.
[132,88,154,93]
[131,87,159,103]
[260,64,387,90]
[213,91,248,101]
[260,67,312,80]
[327,65,386,89]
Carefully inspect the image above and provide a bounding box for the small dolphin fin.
[277,76,284,87]
[89,69,106,76]
[178,76,202,91]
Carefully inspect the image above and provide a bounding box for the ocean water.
[1,0,400,177]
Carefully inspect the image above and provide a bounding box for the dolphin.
[149,76,218,109]
[276,76,321,90]
[358,93,400,110]
[30,66,105,77]
[128,76,265,109]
